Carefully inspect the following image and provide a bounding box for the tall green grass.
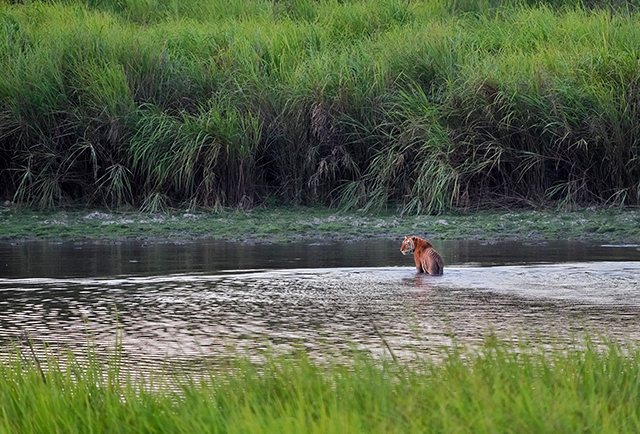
[3,335,640,433]
[2,0,640,212]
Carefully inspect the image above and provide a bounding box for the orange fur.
[400,236,444,275]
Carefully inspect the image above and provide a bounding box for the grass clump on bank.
[2,0,640,213]
[3,336,640,433]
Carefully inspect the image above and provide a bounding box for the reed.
[2,0,640,212]
[2,335,640,433]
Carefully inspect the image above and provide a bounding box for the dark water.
[1,240,640,365]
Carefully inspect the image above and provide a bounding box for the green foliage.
[2,0,640,212]
[130,100,262,208]
[3,336,640,433]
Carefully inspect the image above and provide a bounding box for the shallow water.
[1,240,640,365]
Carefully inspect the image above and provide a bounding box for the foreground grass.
[1,206,640,244]
[2,337,640,433]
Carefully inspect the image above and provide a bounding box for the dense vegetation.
[2,336,640,433]
[2,0,640,213]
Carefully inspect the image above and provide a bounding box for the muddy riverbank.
[1,206,640,245]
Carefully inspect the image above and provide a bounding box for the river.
[1,239,639,366]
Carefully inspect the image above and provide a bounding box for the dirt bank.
[1,206,639,245]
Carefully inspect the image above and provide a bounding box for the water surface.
[1,240,639,365]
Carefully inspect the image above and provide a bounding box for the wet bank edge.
[1,206,640,245]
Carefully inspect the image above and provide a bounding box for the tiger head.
[400,236,415,255]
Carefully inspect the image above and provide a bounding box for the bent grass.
[2,334,640,433]
[2,0,640,212]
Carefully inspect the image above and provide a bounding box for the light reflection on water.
[1,240,640,365]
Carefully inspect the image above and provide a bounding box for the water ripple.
[1,262,640,364]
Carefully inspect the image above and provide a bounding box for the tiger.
[400,236,444,275]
